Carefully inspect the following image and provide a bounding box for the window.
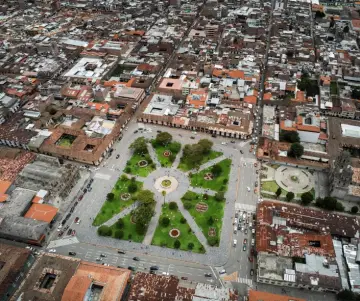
[166,82,174,87]
[40,273,56,290]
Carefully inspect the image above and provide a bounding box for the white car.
[221,142,227,145]
[48,249,56,253]
[219,269,226,274]
[247,187,251,192]
[233,239,237,247]
[162,272,169,276]
[244,162,247,166]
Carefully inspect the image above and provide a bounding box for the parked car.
[133,257,140,261]
[231,140,235,143]
[128,266,136,271]
[243,245,247,251]
[233,239,237,247]
[150,270,156,274]
[243,238,248,245]
[100,254,106,257]
[204,273,212,277]
[48,249,56,253]
[219,269,226,274]
[67,228,72,235]
[134,130,138,134]
[235,212,239,218]
[116,154,120,159]
[83,188,87,193]
[255,181,258,187]
[181,276,188,280]
[248,256,253,262]
[64,225,69,231]
[221,142,227,145]
[78,195,83,201]
[71,230,76,236]
[244,228,248,235]
[69,251,76,256]
[150,266,159,270]
[251,247,255,256]
[74,217,80,224]
[254,163,258,167]
[58,231,64,237]
[88,187,92,192]
[237,224,241,230]
[250,269,254,276]
[256,170,259,174]
[233,226,237,234]
[96,258,102,261]
[157,130,161,133]
[251,239,255,246]
[240,150,243,154]
[190,136,195,139]
[118,250,126,254]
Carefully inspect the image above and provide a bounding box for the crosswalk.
[94,172,112,180]
[235,203,257,212]
[237,277,253,286]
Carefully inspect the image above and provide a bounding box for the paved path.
[190,155,227,174]
[189,187,216,196]
[174,198,209,252]
[148,142,162,168]
[171,146,183,170]
[103,202,139,227]
[143,194,163,245]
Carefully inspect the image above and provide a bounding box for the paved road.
[48,241,222,286]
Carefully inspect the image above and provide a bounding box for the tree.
[203,193,209,200]
[280,130,300,143]
[286,191,295,202]
[120,174,129,181]
[188,242,194,250]
[116,218,124,229]
[288,143,304,158]
[211,164,223,177]
[180,217,187,224]
[315,197,325,208]
[215,191,225,202]
[107,192,114,201]
[301,191,314,205]
[337,289,356,301]
[162,190,166,205]
[184,202,192,210]
[161,217,170,227]
[315,11,325,18]
[137,189,155,205]
[336,202,345,212]
[114,230,124,239]
[128,182,137,193]
[97,225,112,236]
[198,139,213,154]
[169,142,181,153]
[351,206,359,214]
[182,144,204,167]
[323,196,338,210]
[208,216,214,225]
[155,132,172,146]
[130,137,148,155]
[169,201,178,210]
[275,187,282,198]
[174,240,181,249]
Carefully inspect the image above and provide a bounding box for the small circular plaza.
[274,166,314,194]
[154,175,179,193]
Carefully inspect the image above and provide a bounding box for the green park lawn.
[152,141,181,167]
[181,191,224,246]
[178,150,223,171]
[93,175,143,226]
[189,159,231,192]
[124,153,156,177]
[151,204,205,253]
[109,213,145,243]
[261,180,280,193]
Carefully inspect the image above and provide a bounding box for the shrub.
[128,182,138,193]
[211,164,222,177]
[208,216,214,225]
[161,217,170,227]
[128,234,132,240]
[126,160,131,165]
[120,174,129,181]
[203,193,209,200]
[114,230,124,239]
[215,191,225,202]
[98,225,112,236]
[107,192,114,201]
[169,154,176,163]
[207,237,219,246]
[169,142,181,153]
[188,242,194,250]
[188,227,192,234]
[286,192,295,202]
[125,167,131,173]
[351,206,359,214]
[169,201,178,210]
[199,245,205,252]
[174,240,181,249]
[335,202,345,212]
[180,217,187,224]
[301,191,314,205]
[223,178,228,184]
[184,202,192,210]
[151,163,156,169]
[116,218,124,229]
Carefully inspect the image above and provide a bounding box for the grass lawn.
[178,150,222,172]
[151,204,205,253]
[152,141,181,167]
[189,159,231,192]
[181,191,224,246]
[93,175,143,226]
[124,153,155,177]
[109,213,145,243]
[261,180,280,193]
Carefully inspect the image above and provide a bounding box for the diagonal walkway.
[174,198,209,252]
[171,147,183,170]
[147,143,162,168]
[188,155,226,174]
[103,202,139,227]
[189,187,216,196]
[143,194,163,245]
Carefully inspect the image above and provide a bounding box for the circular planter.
[208,227,216,237]
[290,175,298,182]
[169,228,180,238]
[161,179,172,188]
[204,173,214,181]
[121,193,131,201]
[195,202,209,213]
[138,160,148,167]
[163,150,172,157]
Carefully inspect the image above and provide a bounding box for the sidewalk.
[103,202,139,227]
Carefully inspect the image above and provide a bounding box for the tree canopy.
[182,139,214,167]
[286,191,295,202]
[288,142,304,158]
[211,164,223,177]
[297,73,319,97]
[137,189,155,205]
[130,137,148,155]
[280,130,300,143]
[155,132,172,146]
[301,191,314,205]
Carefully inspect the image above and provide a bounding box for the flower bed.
[203,173,214,181]
[161,179,172,188]
[195,202,209,213]
[169,228,180,238]
[163,150,172,157]
[121,193,131,201]
[138,160,148,167]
